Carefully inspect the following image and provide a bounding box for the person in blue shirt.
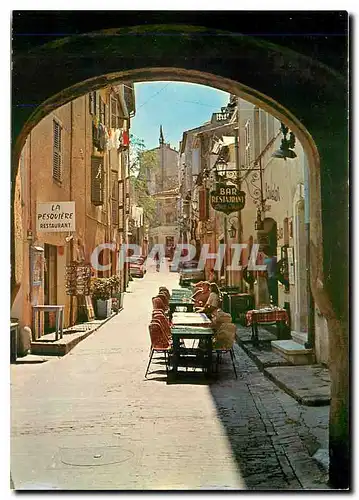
[263,247,278,306]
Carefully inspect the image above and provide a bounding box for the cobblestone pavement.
[11,268,330,491]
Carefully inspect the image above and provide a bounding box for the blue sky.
[130,82,230,151]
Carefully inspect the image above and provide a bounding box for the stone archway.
[11,24,348,488]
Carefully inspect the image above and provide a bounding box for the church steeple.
[159,125,164,145]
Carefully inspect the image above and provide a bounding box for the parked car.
[179,261,205,287]
[129,255,146,278]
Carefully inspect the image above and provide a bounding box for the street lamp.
[228,222,237,238]
[227,216,239,238]
[272,123,297,160]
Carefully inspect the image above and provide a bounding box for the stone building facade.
[179,96,329,365]
[11,85,135,334]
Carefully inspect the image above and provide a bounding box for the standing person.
[263,247,278,306]
[154,251,160,272]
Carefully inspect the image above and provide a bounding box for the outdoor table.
[172,312,212,327]
[168,297,194,320]
[246,307,289,347]
[170,326,214,377]
[171,288,193,298]
[32,305,65,341]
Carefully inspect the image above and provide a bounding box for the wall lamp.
[272,123,297,160]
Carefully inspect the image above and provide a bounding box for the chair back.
[148,322,170,349]
[152,311,171,336]
[150,318,170,341]
[152,296,166,311]
[158,292,169,307]
[159,287,170,300]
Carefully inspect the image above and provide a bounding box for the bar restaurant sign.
[37,202,76,232]
[210,183,246,215]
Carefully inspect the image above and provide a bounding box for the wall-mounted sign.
[265,182,281,202]
[287,247,295,285]
[37,202,75,232]
[210,183,246,215]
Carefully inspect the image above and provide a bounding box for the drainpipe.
[224,215,228,286]
[235,101,242,291]
[304,155,315,350]
[69,101,74,326]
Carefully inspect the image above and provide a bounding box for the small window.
[53,120,62,182]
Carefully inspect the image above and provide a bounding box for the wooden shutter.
[53,120,62,182]
[111,171,119,226]
[199,188,209,221]
[91,156,104,206]
[111,97,118,128]
[100,97,106,126]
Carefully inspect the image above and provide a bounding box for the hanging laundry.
[114,129,122,150]
[122,130,130,148]
[98,123,106,152]
[92,121,100,149]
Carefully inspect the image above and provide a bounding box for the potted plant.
[108,274,123,313]
[91,277,112,319]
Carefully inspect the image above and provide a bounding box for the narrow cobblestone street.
[11,268,329,490]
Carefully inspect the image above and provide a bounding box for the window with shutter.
[118,180,124,208]
[111,97,119,128]
[91,156,104,206]
[53,120,62,182]
[100,97,106,126]
[199,188,209,221]
[111,171,119,226]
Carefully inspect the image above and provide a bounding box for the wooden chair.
[159,287,170,301]
[158,292,169,308]
[152,296,166,311]
[152,311,172,341]
[145,322,172,378]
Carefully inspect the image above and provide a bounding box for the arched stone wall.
[11,25,348,488]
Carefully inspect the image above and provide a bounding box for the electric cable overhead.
[137,83,171,110]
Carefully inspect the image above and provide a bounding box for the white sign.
[37,202,75,232]
[287,247,295,285]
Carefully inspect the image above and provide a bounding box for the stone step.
[271,339,315,365]
[291,331,308,346]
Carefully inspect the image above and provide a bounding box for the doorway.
[44,244,57,332]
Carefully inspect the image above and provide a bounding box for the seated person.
[195,283,221,318]
[191,281,210,307]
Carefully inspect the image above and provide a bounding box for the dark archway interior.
[11,12,349,489]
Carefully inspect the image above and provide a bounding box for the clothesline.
[92,117,130,153]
